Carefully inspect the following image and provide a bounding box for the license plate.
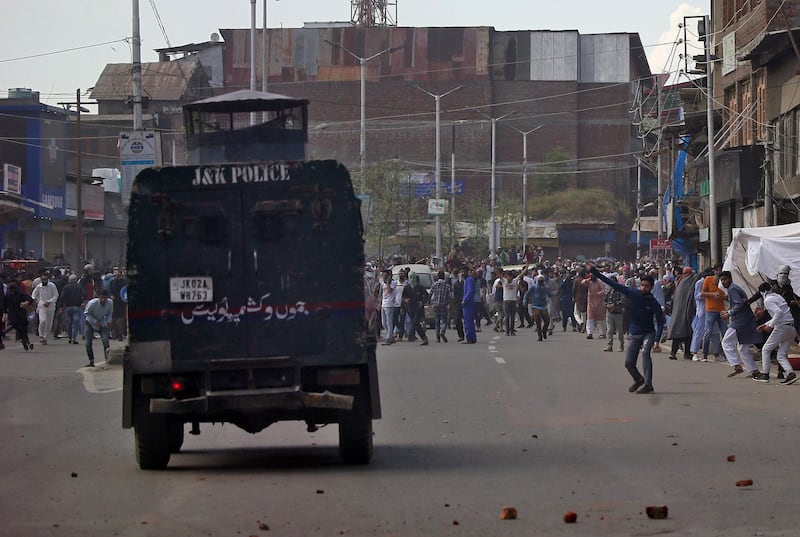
[170,277,213,303]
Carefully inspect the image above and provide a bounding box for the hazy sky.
[2,1,705,107]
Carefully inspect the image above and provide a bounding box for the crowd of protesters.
[367,244,800,393]
[0,264,128,366]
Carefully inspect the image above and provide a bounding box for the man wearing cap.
[754,282,797,384]
[31,271,59,345]
[774,265,800,338]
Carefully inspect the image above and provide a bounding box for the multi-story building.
[659,1,800,266]
[0,55,216,270]
[727,0,800,225]
[0,88,71,264]
[219,25,652,257]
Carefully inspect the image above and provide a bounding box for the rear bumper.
[149,387,354,414]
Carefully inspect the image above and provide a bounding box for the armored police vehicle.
[122,90,380,469]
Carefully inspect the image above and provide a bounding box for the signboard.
[3,163,21,194]
[405,180,465,197]
[428,198,448,216]
[82,184,105,220]
[398,172,465,197]
[120,131,161,205]
[722,33,736,76]
[650,238,672,262]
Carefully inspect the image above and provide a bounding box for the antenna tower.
[351,0,398,27]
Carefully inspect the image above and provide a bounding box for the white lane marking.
[489,349,498,353]
[488,345,496,350]
[495,357,506,364]
[492,336,501,341]
[77,362,123,393]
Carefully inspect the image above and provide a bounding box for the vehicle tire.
[338,410,373,465]
[167,420,185,453]
[134,398,171,470]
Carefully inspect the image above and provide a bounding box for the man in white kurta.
[32,272,59,345]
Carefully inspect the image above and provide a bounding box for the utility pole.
[413,85,462,264]
[59,91,86,266]
[765,123,774,225]
[132,0,143,130]
[450,122,456,250]
[76,90,84,266]
[656,78,663,241]
[636,158,642,260]
[705,14,719,264]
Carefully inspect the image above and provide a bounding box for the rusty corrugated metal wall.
[221,26,492,88]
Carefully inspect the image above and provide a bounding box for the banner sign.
[120,131,160,205]
[3,163,21,194]
[428,198,448,216]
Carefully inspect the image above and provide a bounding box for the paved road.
[1,325,798,536]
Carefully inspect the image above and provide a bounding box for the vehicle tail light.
[170,378,186,393]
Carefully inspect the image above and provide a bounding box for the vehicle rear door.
[159,187,248,362]
[242,182,324,358]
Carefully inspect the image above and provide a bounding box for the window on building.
[724,85,737,148]
[739,79,752,146]
[777,109,798,179]
[724,0,736,25]
[754,70,766,142]
[796,111,800,177]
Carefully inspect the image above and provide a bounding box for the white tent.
[722,222,800,295]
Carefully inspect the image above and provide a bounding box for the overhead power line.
[0,39,129,63]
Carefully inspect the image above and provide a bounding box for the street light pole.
[476,110,514,253]
[323,40,404,193]
[508,125,542,248]
[360,56,366,178]
[413,85,462,265]
[262,0,268,94]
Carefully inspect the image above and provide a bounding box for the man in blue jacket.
[590,265,664,394]
[462,267,477,344]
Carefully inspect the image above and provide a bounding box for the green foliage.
[528,189,630,221]
[360,160,412,257]
[532,148,571,195]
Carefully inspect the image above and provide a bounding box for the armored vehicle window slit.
[181,214,227,244]
[251,199,302,242]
